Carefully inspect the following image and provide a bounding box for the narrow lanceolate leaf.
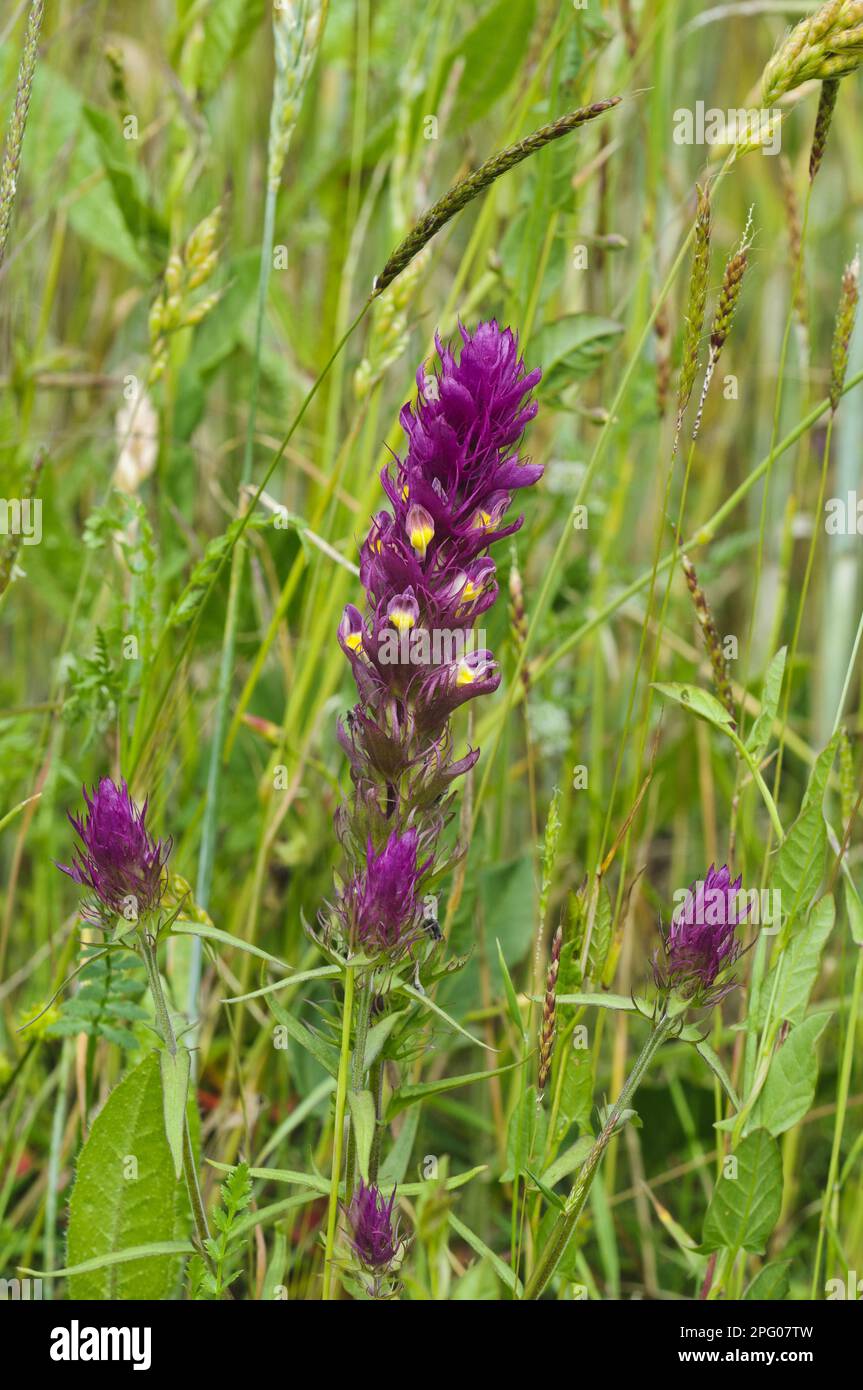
[66,1052,189,1298]
[746,1012,832,1137]
[172,920,292,972]
[347,1090,376,1182]
[745,647,787,765]
[386,1059,521,1122]
[701,1129,782,1255]
[160,1046,191,1180]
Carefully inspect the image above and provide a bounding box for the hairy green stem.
[323,965,355,1300]
[524,1011,675,1299]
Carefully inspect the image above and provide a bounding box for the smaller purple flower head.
[656,864,746,1005]
[344,828,431,956]
[57,778,171,927]
[346,1180,403,1274]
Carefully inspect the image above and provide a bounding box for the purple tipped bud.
[346,1180,403,1273]
[656,864,746,1004]
[57,778,171,926]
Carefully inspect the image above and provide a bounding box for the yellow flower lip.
[344,630,363,652]
[455,657,485,686]
[406,504,435,560]
[388,608,415,632]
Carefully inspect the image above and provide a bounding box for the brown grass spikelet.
[809,77,841,181]
[538,925,562,1096]
[681,553,736,725]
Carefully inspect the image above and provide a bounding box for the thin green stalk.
[524,1011,676,1299]
[323,964,355,1300]
[811,946,863,1295]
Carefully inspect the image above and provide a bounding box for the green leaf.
[745,648,787,765]
[378,1107,421,1187]
[199,0,267,98]
[770,735,839,928]
[447,1211,522,1296]
[746,1012,832,1137]
[386,1059,520,1122]
[172,920,291,972]
[347,1091,376,1182]
[553,991,639,1011]
[160,1046,191,1180]
[743,1259,792,1300]
[701,1129,783,1255]
[754,895,835,1029]
[530,314,624,393]
[495,938,526,1039]
[21,1242,194,1280]
[66,1052,189,1297]
[694,1039,741,1111]
[503,1084,546,1182]
[267,998,340,1078]
[394,979,493,1052]
[541,1136,593,1189]
[653,681,735,732]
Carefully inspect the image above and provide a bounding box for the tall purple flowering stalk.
[320,321,543,1296]
[330,321,542,958]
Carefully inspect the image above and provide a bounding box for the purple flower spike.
[324,321,543,961]
[58,777,171,926]
[656,864,746,1005]
[346,1180,403,1275]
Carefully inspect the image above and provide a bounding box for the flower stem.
[322,964,355,1300]
[523,1011,675,1300]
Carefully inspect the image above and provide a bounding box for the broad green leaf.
[770,734,839,928]
[160,1046,191,1180]
[347,1090,376,1182]
[743,1259,792,1300]
[502,1084,546,1182]
[386,1059,520,1122]
[530,314,624,392]
[653,682,735,732]
[66,1052,189,1298]
[701,1129,782,1255]
[754,895,835,1028]
[746,1012,832,1136]
[745,648,787,765]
